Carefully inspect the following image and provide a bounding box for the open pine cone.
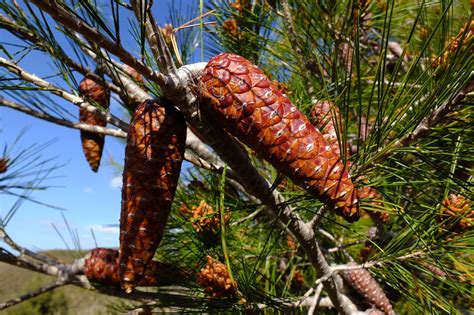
[196,256,237,298]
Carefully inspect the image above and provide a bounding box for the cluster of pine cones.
[196,256,237,298]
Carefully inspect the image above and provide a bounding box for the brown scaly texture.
[191,200,231,235]
[439,194,473,231]
[342,263,394,315]
[79,76,110,172]
[310,101,389,224]
[119,99,186,293]
[196,256,237,298]
[84,248,186,287]
[0,157,9,174]
[199,53,359,221]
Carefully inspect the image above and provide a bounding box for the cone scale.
[119,99,186,293]
[199,53,359,221]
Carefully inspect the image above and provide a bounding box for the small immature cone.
[342,262,394,315]
[199,53,359,221]
[191,200,230,235]
[310,101,389,224]
[196,256,237,298]
[439,194,473,231]
[119,99,186,293]
[84,248,186,287]
[79,76,110,172]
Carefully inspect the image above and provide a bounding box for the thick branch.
[0,97,127,138]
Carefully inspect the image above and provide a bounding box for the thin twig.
[130,0,176,75]
[0,279,69,310]
[0,97,127,138]
[29,0,168,87]
[0,15,123,95]
[0,57,129,131]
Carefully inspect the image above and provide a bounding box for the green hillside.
[0,250,127,315]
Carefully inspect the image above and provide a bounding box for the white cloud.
[88,224,120,235]
[83,186,94,193]
[110,176,122,189]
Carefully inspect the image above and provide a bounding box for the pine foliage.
[0,0,472,313]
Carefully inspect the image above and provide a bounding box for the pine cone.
[0,157,9,174]
[196,256,237,298]
[342,263,394,315]
[119,99,186,293]
[84,248,186,287]
[191,200,230,235]
[199,53,359,222]
[79,76,110,172]
[439,194,473,231]
[310,101,389,224]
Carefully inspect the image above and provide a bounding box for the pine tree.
[0,0,472,314]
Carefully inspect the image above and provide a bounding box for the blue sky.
[1,0,210,250]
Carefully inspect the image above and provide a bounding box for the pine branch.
[358,76,474,172]
[0,97,127,138]
[130,0,177,75]
[0,57,129,131]
[0,14,123,95]
[29,0,168,88]
[0,279,69,310]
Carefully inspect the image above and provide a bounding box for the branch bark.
[0,97,127,138]
[0,57,129,131]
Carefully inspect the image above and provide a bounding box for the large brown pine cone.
[342,263,394,315]
[79,76,110,172]
[119,99,186,293]
[199,53,359,222]
[310,101,389,224]
[196,256,237,298]
[84,248,186,287]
